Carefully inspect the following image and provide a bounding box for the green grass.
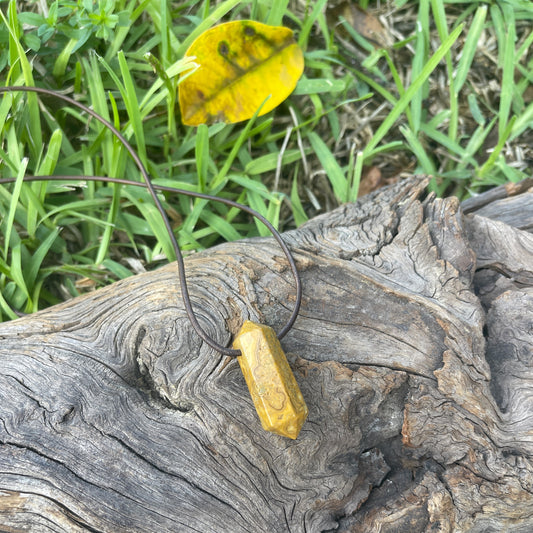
[1,0,533,320]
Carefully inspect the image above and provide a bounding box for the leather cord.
[0,86,302,356]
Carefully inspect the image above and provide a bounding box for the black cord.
[0,86,302,356]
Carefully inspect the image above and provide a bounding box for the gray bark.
[1,177,532,532]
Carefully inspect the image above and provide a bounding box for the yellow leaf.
[179,20,304,126]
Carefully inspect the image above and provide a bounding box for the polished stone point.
[233,320,308,439]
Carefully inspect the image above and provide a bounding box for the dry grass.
[290,0,533,210]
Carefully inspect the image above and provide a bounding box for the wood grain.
[1,177,533,532]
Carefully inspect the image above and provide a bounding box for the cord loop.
[0,86,302,356]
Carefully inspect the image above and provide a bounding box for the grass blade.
[1,2,42,157]
[411,0,430,134]
[499,20,516,137]
[348,149,363,203]
[10,243,31,309]
[117,51,147,164]
[3,157,28,257]
[400,126,436,174]
[364,23,463,158]
[199,209,243,241]
[195,124,210,192]
[290,170,308,226]
[454,5,487,96]
[307,131,347,203]
[478,116,516,178]
[24,227,61,290]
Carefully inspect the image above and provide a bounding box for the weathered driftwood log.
[1,177,533,532]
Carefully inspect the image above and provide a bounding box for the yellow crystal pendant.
[233,320,308,439]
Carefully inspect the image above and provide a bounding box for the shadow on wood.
[1,177,533,532]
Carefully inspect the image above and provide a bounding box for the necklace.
[0,86,308,439]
